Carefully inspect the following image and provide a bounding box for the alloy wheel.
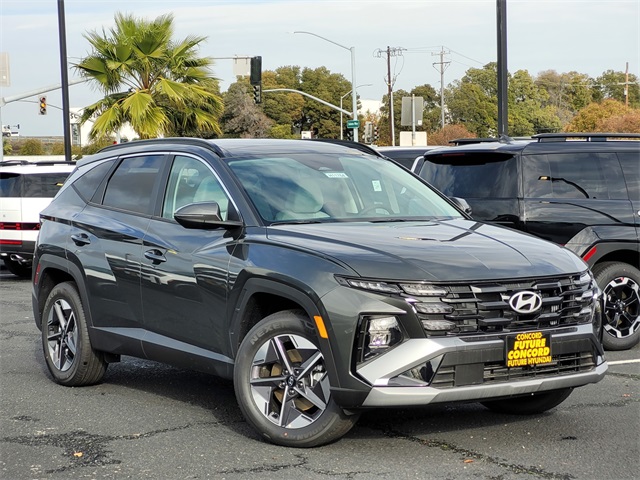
[46,298,78,372]
[249,333,330,429]
[602,276,640,339]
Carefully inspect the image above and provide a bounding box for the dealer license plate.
[505,331,552,368]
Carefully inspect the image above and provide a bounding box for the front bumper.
[354,324,607,407]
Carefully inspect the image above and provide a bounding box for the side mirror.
[449,197,472,216]
[174,202,242,229]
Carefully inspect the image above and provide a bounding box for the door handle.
[71,233,91,246]
[144,249,166,264]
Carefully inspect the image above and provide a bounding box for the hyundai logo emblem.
[509,291,543,314]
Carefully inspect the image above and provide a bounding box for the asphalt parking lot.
[1,266,638,480]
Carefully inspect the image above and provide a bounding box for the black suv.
[416,133,640,351]
[32,138,606,447]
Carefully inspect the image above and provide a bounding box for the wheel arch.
[228,277,340,386]
[585,242,639,270]
[34,254,90,330]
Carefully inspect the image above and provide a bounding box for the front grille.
[415,273,595,336]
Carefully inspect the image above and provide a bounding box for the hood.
[266,219,587,282]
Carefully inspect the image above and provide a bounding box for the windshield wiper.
[270,220,326,225]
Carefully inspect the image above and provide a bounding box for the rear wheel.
[3,258,31,278]
[234,310,359,447]
[481,388,573,415]
[592,262,640,351]
[42,282,107,386]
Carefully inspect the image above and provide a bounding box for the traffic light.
[253,84,262,104]
[250,56,262,104]
[250,56,262,85]
[373,124,379,143]
[344,128,353,141]
[39,96,47,115]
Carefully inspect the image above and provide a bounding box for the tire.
[592,262,640,351]
[481,388,573,415]
[234,310,359,447]
[4,258,32,278]
[41,282,107,386]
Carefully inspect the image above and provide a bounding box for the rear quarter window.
[71,159,115,202]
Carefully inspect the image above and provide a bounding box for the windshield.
[227,153,461,224]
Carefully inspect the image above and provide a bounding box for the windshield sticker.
[324,172,349,179]
[372,180,382,192]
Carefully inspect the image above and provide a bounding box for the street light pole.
[340,84,372,140]
[294,31,359,142]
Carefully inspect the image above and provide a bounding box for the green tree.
[221,80,272,138]
[535,70,594,124]
[446,63,563,136]
[595,70,640,107]
[50,142,65,155]
[74,12,223,140]
[377,85,440,146]
[564,99,633,132]
[2,138,12,155]
[261,67,305,135]
[509,70,561,135]
[20,138,45,155]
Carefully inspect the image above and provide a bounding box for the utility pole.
[496,0,508,137]
[374,46,404,146]
[431,48,450,130]
[625,62,629,107]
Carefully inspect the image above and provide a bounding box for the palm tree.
[74,12,223,140]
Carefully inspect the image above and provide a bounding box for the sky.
[0,0,638,137]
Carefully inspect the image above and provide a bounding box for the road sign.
[346,119,360,129]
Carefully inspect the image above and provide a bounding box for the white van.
[0,160,75,277]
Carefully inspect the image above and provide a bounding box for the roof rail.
[532,133,640,142]
[449,137,500,146]
[306,138,386,157]
[0,159,76,166]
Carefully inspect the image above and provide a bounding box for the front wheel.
[481,388,573,415]
[234,310,359,447]
[42,282,107,386]
[592,262,640,351]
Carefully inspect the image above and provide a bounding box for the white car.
[0,160,75,277]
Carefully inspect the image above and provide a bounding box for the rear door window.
[102,155,164,215]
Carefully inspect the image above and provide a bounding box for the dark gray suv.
[32,138,606,447]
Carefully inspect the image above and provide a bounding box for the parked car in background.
[0,159,75,277]
[376,146,440,170]
[32,138,606,447]
[415,133,640,351]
